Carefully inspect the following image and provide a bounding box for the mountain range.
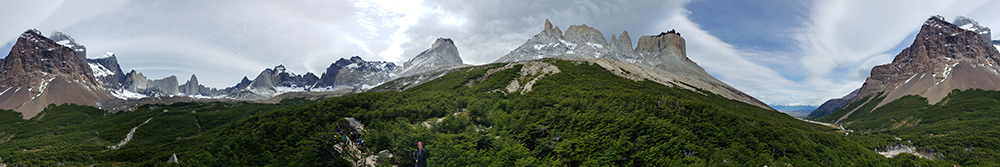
[495,19,771,110]
[0,30,468,118]
[0,19,777,119]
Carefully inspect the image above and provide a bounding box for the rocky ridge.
[1,29,469,116]
[493,19,771,110]
[806,89,858,119]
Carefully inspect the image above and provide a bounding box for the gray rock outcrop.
[123,70,179,96]
[396,38,466,77]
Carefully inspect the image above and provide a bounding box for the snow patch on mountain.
[0,87,11,96]
[88,62,115,77]
[92,52,114,59]
[111,89,149,100]
[32,78,55,100]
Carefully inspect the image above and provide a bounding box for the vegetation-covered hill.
[817,89,1000,166]
[2,59,935,166]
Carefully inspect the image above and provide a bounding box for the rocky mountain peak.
[349,56,364,62]
[271,65,287,74]
[397,38,464,77]
[432,38,454,48]
[238,76,252,86]
[542,19,563,38]
[87,52,126,89]
[806,88,859,119]
[635,30,687,62]
[544,19,553,31]
[48,31,87,60]
[617,31,631,46]
[189,74,199,83]
[952,16,992,44]
[1,30,110,118]
[847,15,1000,116]
[1,29,97,88]
[564,24,607,44]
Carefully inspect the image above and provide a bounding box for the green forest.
[818,89,1000,166]
[0,60,968,166]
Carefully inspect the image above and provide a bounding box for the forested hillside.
[2,60,939,166]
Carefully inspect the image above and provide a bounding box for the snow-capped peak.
[92,52,115,59]
[88,62,115,77]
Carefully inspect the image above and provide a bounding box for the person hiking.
[413,141,428,167]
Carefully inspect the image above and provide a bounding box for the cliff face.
[87,52,126,89]
[0,29,112,118]
[123,70,179,96]
[492,20,772,110]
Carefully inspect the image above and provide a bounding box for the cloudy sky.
[1,0,999,106]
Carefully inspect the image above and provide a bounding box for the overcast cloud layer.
[1,0,999,106]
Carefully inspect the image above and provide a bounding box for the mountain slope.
[494,19,771,110]
[806,89,858,119]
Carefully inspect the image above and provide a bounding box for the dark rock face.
[86,53,126,89]
[806,89,859,119]
[315,56,397,88]
[0,29,111,118]
[224,76,253,92]
[853,15,1000,107]
[0,30,99,89]
[247,65,320,90]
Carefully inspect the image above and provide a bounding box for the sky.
[1,0,999,106]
